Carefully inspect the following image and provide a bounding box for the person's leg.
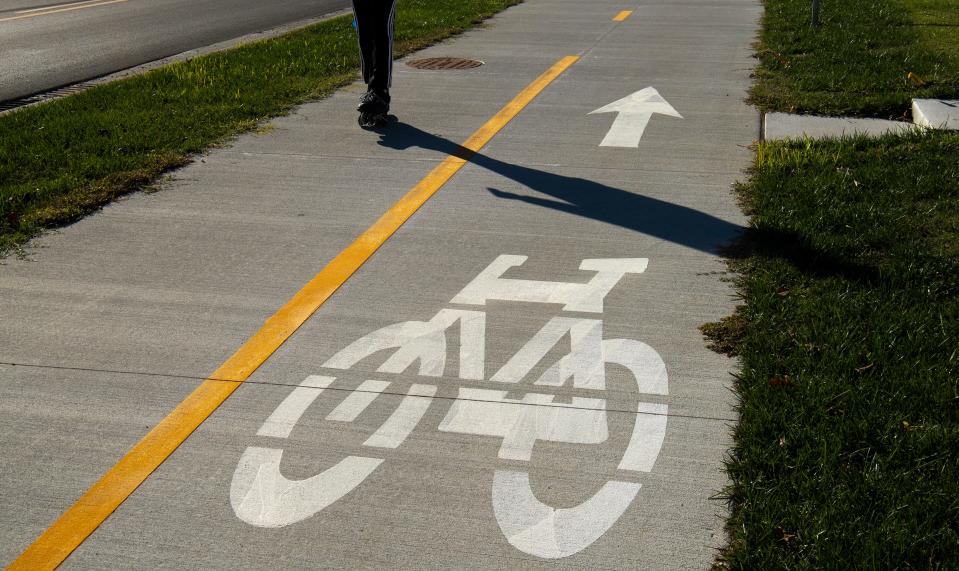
[351,0,377,88]
[354,0,395,119]
[367,0,398,98]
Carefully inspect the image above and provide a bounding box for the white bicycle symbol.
[231,255,668,559]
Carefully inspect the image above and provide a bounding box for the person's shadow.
[373,119,743,254]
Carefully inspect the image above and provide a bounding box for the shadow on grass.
[719,226,882,284]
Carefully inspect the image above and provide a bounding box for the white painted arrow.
[589,87,683,148]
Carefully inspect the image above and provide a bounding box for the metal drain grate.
[406,57,484,70]
[0,82,97,114]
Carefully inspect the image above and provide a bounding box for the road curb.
[0,7,352,116]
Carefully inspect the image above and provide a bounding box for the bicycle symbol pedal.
[231,255,668,559]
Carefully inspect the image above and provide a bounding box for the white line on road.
[1,0,127,23]
[17,0,111,13]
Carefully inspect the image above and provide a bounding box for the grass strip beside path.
[717,0,959,567]
[709,132,959,568]
[0,0,521,254]
[751,0,959,118]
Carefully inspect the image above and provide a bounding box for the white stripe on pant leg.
[352,2,369,83]
[387,0,397,87]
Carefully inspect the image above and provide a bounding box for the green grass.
[910,0,959,62]
[0,0,521,254]
[721,4,959,564]
[710,132,959,568]
[751,0,959,117]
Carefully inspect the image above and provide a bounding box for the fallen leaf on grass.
[769,375,795,387]
[907,72,926,87]
[774,526,797,545]
[760,49,791,69]
[776,287,790,297]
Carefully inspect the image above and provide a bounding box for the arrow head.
[589,87,683,118]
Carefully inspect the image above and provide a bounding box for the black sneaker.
[358,111,388,129]
[357,90,389,114]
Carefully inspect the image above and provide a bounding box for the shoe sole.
[357,99,389,114]
[358,112,388,128]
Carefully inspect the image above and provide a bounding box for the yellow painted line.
[613,10,633,21]
[0,0,126,23]
[7,54,579,571]
[17,0,109,14]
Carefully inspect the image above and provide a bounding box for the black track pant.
[352,0,398,93]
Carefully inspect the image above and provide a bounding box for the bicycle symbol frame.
[231,255,668,559]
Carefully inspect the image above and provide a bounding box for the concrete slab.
[1,0,759,568]
[765,111,915,140]
[912,98,959,130]
[0,365,199,566]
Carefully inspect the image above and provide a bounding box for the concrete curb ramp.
[765,98,959,141]
[764,112,914,140]
[913,98,959,130]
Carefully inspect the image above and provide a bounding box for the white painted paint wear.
[230,255,670,559]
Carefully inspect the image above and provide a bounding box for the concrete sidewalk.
[0,0,759,567]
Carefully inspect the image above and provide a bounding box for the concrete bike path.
[0,0,760,567]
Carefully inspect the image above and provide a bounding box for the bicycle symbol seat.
[231,255,668,559]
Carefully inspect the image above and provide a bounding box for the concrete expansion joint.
[2,357,736,424]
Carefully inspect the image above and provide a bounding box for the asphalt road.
[0,0,351,102]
